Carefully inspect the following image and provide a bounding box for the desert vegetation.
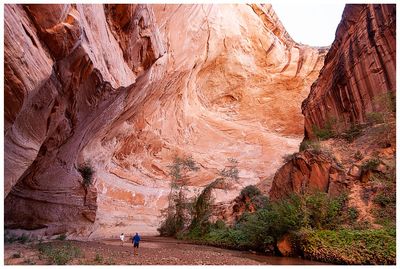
[158,145,396,265]
[179,188,395,264]
[38,242,82,265]
[78,162,95,188]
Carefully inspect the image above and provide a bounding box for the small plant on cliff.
[366,112,385,125]
[218,158,239,181]
[78,162,94,188]
[282,153,296,163]
[299,140,321,153]
[341,124,363,142]
[361,158,381,172]
[312,117,337,140]
[299,140,310,151]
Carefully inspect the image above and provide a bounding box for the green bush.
[341,124,363,142]
[312,125,335,140]
[294,228,396,264]
[366,92,396,125]
[238,185,268,211]
[372,182,396,227]
[158,212,183,237]
[180,186,395,264]
[303,192,348,229]
[361,158,381,172]
[347,207,359,222]
[94,253,103,263]
[4,232,30,244]
[38,242,82,265]
[366,112,384,125]
[189,180,220,234]
[240,185,262,198]
[312,117,336,140]
[299,140,309,151]
[299,140,322,153]
[373,193,393,207]
[213,220,226,230]
[184,191,349,253]
[160,156,200,237]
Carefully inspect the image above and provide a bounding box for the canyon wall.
[4,4,326,238]
[302,4,396,139]
[271,4,396,199]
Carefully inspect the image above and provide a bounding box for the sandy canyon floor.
[4,236,327,265]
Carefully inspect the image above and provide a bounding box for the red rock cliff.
[270,4,396,200]
[4,4,326,238]
[302,4,396,139]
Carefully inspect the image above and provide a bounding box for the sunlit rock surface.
[4,4,326,237]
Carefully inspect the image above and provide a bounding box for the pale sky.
[271,3,346,46]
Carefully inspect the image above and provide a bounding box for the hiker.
[120,233,125,246]
[132,232,141,255]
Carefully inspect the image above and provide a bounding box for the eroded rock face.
[4,4,325,238]
[302,4,396,139]
[269,150,349,200]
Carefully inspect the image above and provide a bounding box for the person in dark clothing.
[132,232,141,255]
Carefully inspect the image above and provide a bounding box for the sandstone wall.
[4,4,326,238]
[302,4,396,139]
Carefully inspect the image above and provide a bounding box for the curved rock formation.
[4,4,326,237]
[302,4,396,139]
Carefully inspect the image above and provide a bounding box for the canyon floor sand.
[4,236,327,265]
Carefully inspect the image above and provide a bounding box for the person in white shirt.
[120,233,125,246]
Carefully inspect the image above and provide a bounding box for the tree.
[158,155,200,236]
[189,158,240,235]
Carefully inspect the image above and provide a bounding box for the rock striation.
[4,4,326,238]
[302,4,396,139]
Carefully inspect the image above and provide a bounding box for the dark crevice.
[21,22,37,48]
